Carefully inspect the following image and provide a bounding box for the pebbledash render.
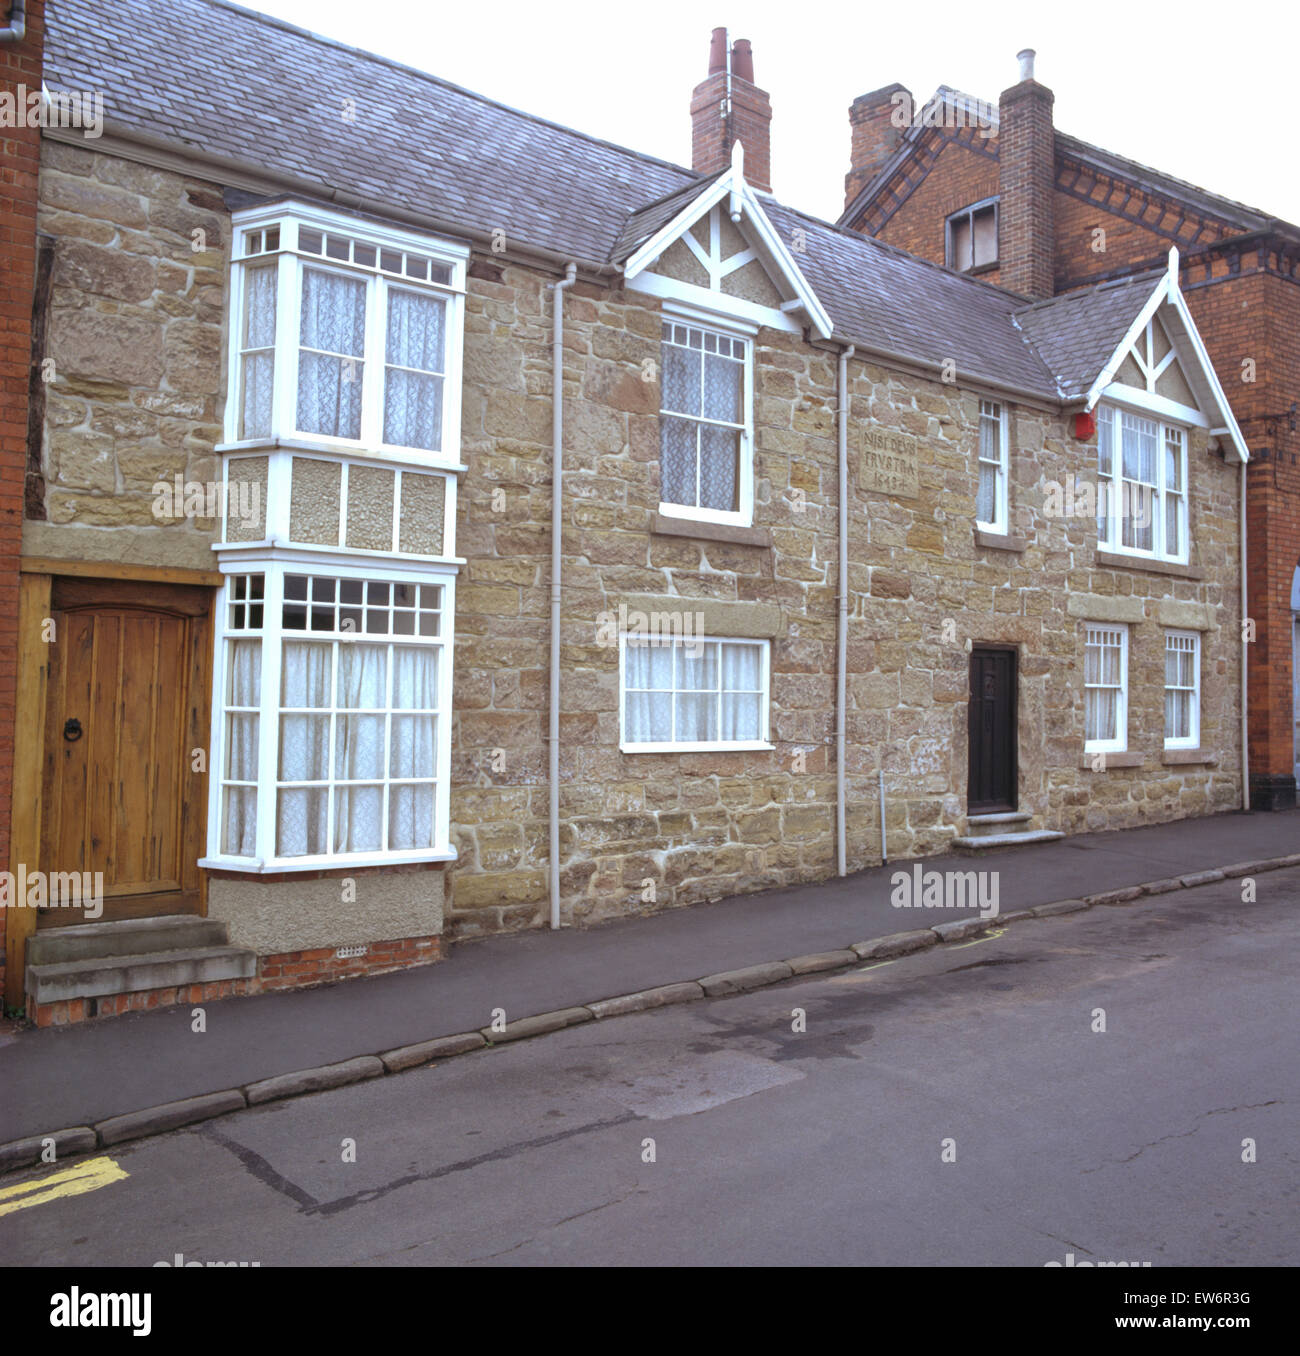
[3,0,1250,1021]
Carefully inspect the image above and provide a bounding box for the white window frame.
[1163,630,1201,750]
[618,633,772,753]
[220,201,469,470]
[1084,623,1129,754]
[946,198,998,272]
[657,313,755,528]
[201,556,457,872]
[1096,402,1189,564]
[976,398,1009,533]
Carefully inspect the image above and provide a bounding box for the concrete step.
[26,945,258,1006]
[26,915,228,967]
[951,829,1066,851]
[964,812,1033,837]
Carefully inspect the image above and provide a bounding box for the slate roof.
[1012,271,1164,401]
[610,174,722,265]
[43,0,1173,407]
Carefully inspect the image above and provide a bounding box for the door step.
[962,811,1033,837]
[951,829,1065,850]
[25,917,257,1025]
[26,915,229,966]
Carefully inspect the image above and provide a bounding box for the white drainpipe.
[0,1,25,42]
[549,263,577,929]
[836,344,855,876]
[1241,457,1250,810]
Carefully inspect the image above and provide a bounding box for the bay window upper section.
[222,202,469,467]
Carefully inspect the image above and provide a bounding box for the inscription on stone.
[860,427,919,499]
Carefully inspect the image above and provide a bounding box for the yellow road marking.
[948,926,1006,950]
[0,1155,128,1218]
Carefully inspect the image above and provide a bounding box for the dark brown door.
[968,647,1017,813]
[38,578,213,928]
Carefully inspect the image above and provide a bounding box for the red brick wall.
[861,132,1001,279]
[690,69,772,192]
[0,0,44,999]
[998,80,1055,299]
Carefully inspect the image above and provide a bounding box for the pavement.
[1,806,1297,1152]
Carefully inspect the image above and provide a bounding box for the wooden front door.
[968,647,1017,813]
[38,578,213,928]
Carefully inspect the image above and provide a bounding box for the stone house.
[840,49,1300,810]
[0,1,1250,1022]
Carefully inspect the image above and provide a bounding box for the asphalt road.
[3,868,1296,1267]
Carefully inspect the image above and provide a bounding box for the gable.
[621,153,832,339]
[645,203,785,311]
[1110,313,1197,411]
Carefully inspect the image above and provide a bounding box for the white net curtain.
[624,639,762,744]
[660,324,743,513]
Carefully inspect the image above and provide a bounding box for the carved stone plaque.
[860,427,919,499]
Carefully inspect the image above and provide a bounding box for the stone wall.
[28,138,228,569]
[446,259,1244,935]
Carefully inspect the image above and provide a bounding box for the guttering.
[549,263,577,930]
[1241,457,1250,810]
[44,119,619,281]
[836,344,855,877]
[0,1,24,42]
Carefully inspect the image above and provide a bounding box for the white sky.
[245,0,1299,228]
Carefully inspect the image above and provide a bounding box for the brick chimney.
[690,27,772,192]
[997,48,1055,298]
[844,83,912,210]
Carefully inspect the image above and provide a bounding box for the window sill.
[651,512,771,548]
[1162,748,1217,765]
[974,527,1026,552]
[1095,549,1203,581]
[199,849,458,874]
[1079,751,1144,769]
[621,741,774,755]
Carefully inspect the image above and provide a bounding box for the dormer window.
[947,199,998,272]
[225,204,468,465]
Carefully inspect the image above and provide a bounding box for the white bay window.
[224,203,467,464]
[208,565,455,869]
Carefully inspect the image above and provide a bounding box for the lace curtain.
[660,339,741,512]
[297,267,366,439]
[385,288,445,451]
[1120,412,1157,551]
[625,641,761,743]
[241,265,276,438]
[222,640,261,855]
[1164,640,1194,741]
[1084,633,1122,743]
[268,640,437,857]
[976,407,998,522]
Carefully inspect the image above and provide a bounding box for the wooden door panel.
[968,648,1017,813]
[38,583,212,928]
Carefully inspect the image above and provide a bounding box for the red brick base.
[26,934,442,1026]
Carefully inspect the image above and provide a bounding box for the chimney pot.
[1017,48,1035,82]
[691,28,772,191]
[732,38,754,83]
[708,27,727,75]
